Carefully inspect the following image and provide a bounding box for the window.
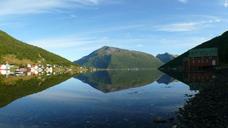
[212,60,216,66]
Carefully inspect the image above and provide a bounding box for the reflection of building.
[0,70,11,76]
[182,72,217,91]
[184,72,215,83]
[184,48,219,72]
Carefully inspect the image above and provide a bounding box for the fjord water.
[0,70,216,128]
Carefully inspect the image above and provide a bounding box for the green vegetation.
[75,46,162,69]
[0,30,75,66]
[160,31,228,70]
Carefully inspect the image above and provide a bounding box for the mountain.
[156,53,177,63]
[0,30,74,66]
[156,74,175,85]
[75,46,162,69]
[160,31,228,70]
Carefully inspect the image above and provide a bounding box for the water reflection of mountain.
[161,70,228,127]
[76,70,162,93]
[0,74,73,108]
[156,74,175,85]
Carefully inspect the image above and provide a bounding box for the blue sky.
[0,0,228,61]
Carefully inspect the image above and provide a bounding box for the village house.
[0,62,61,77]
[27,64,32,69]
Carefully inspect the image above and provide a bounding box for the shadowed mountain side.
[75,70,162,93]
[0,74,73,108]
[160,31,228,71]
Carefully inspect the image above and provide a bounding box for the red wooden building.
[184,48,219,72]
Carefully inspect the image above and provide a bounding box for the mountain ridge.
[75,46,162,69]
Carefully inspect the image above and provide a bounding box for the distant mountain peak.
[101,46,112,49]
[156,53,177,64]
[98,46,121,55]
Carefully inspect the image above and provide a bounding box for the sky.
[0,0,228,61]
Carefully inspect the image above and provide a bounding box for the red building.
[184,48,219,72]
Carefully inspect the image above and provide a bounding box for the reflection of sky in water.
[0,77,196,128]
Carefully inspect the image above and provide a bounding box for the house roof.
[189,48,218,57]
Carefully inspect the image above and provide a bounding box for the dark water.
[0,70,227,128]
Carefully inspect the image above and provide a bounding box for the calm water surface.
[0,70,224,128]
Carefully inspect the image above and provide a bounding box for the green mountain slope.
[160,31,228,70]
[0,30,74,66]
[75,46,162,69]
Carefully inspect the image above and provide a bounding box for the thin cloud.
[156,18,221,32]
[0,0,108,16]
[156,22,197,32]
[178,0,188,4]
[225,0,228,8]
[92,24,145,33]
[31,36,101,49]
[29,35,112,60]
